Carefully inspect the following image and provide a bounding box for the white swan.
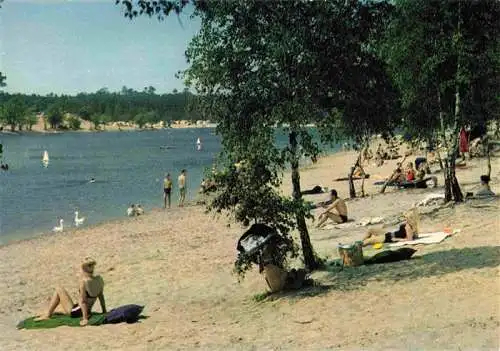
[53,219,64,232]
[74,211,85,227]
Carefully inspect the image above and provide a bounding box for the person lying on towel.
[362,209,419,246]
[315,189,348,228]
[35,258,106,326]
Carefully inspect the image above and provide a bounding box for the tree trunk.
[289,131,318,270]
[446,7,463,203]
[348,150,365,198]
[348,166,356,198]
[380,155,407,194]
[437,86,462,202]
[435,147,444,171]
[485,136,491,178]
[442,84,464,202]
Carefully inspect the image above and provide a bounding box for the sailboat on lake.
[42,150,49,168]
[196,137,202,151]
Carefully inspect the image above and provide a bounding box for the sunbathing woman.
[362,209,419,246]
[35,258,106,326]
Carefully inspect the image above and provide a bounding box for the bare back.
[178,174,186,188]
[327,198,347,217]
[81,275,104,307]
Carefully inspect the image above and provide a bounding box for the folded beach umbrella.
[236,223,290,263]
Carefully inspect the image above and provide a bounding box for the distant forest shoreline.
[0,86,204,132]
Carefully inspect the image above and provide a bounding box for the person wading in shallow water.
[178,169,187,207]
[163,173,172,209]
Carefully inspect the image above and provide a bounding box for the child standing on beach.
[178,169,187,207]
[163,173,172,209]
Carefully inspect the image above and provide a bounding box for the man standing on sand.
[163,173,173,209]
[315,189,348,228]
[178,169,187,207]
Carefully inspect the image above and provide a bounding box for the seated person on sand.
[374,151,384,167]
[258,241,308,293]
[362,209,419,246]
[353,165,366,178]
[135,204,144,216]
[127,204,136,217]
[315,189,348,228]
[35,258,106,327]
[388,163,405,184]
[475,175,496,197]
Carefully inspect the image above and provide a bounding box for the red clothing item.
[459,128,469,153]
[406,169,415,182]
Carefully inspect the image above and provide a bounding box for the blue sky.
[0,0,200,95]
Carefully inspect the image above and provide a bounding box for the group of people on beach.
[313,188,422,246]
[162,169,187,209]
[127,204,144,217]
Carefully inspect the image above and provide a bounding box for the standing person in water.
[35,258,106,326]
[178,169,187,207]
[163,173,173,209]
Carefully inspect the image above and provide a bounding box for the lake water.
[0,128,339,244]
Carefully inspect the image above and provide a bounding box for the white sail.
[196,137,202,151]
[42,150,49,167]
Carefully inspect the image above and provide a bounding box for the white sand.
[0,148,498,350]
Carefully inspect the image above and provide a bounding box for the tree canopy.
[382,0,500,201]
[179,0,400,270]
[0,87,200,131]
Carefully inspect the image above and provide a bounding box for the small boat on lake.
[42,150,49,168]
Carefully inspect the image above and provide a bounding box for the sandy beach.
[15,116,215,134]
[0,148,498,350]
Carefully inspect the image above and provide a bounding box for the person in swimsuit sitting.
[315,189,348,228]
[362,209,419,246]
[35,258,106,326]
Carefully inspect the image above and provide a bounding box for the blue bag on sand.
[104,304,144,324]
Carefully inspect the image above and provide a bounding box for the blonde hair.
[404,208,420,234]
[81,257,96,274]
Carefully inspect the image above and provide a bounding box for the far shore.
[0,116,217,135]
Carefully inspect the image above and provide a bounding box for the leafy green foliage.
[180,0,400,270]
[47,104,63,129]
[0,87,199,131]
[116,0,197,20]
[66,115,81,130]
[1,96,26,131]
[0,72,6,88]
[382,0,500,140]
[381,0,500,201]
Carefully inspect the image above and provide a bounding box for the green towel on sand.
[17,313,106,330]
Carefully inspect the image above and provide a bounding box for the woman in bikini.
[362,209,419,246]
[35,258,106,326]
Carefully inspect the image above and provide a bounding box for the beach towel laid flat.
[416,193,445,207]
[17,313,106,330]
[388,232,451,247]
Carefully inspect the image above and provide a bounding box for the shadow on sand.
[260,246,500,301]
